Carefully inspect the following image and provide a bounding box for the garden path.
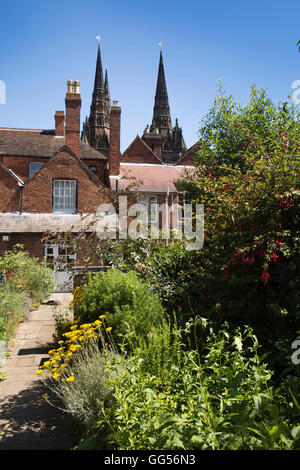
[0,293,75,450]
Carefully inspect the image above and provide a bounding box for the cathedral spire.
[93,40,104,95]
[150,49,172,136]
[142,46,186,164]
[81,37,110,156]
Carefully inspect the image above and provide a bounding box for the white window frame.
[137,195,158,225]
[53,179,77,214]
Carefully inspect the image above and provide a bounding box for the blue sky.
[0,0,299,151]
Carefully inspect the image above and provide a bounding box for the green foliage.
[74,269,165,346]
[0,290,30,343]
[197,83,300,170]
[90,324,300,450]
[0,245,55,304]
[0,245,54,344]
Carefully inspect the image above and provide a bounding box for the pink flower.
[270,252,279,263]
[242,253,255,264]
[6,311,11,316]
[260,272,270,284]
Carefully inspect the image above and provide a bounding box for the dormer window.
[53,179,77,214]
[29,162,44,179]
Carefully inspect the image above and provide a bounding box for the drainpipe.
[19,185,24,214]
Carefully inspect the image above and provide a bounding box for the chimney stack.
[65,80,81,156]
[54,111,65,136]
[109,100,121,177]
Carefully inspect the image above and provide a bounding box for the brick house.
[0,41,198,291]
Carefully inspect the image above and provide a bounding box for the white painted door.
[44,244,76,293]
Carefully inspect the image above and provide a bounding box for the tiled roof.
[0,128,107,160]
[0,212,116,233]
[110,163,196,193]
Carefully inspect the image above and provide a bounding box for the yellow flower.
[35,370,43,375]
[53,372,60,380]
[106,327,112,332]
[48,349,56,355]
[70,325,78,331]
[43,361,51,367]
[66,376,74,382]
[70,344,81,352]
[99,315,106,319]
[93,320,102,326]
[42,393,48,399]
[60,363,67,370]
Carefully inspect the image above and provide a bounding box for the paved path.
[0,293,75,450]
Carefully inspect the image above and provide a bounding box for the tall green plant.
[75,269,165,346]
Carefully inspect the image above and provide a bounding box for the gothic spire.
[150,50,172,136]
[93,42,104,95]
[81,38,110,156]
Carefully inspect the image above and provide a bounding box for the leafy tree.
[197,83,300,170]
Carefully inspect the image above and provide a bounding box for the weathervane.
[158,42,163,51]
[96,35,101,45]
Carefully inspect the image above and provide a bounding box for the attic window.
[29,162,44,179]
[89,165,97,174]
[53,179,77,214]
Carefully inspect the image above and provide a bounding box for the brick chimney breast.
[65,80,81,156]
[54,111,65,137]
[109,101,121,177]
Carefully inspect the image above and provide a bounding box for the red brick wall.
[109,105,121,176]
[2,155,48,183]
[2,155,106,185]
[65,94,81,156]
[0,232,44,259]
[22,148,108,213]
[0,164,20,212]
[121,136,161,164]
[81,159,106,182]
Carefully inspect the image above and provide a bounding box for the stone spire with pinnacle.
[81,37,111,156]
[143,45,186,164]
[150,49,172,136]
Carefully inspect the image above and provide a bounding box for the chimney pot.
[74,80,80,94]
[67,80,74,93]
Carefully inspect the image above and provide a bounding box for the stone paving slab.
[0,293,75,450]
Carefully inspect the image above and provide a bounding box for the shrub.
[74,269,165,346]
[97,324,300,450]
[0,245,55,304]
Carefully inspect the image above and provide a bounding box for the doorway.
[44,244,76,293]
